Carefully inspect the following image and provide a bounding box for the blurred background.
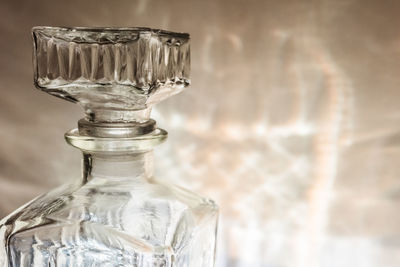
[1,0,400,266]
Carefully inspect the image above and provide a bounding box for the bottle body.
[0,152,218,266]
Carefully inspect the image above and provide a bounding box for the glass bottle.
[0,26,218,267]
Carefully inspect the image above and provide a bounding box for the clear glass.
[0,27,218,267]
[32,26,190,122]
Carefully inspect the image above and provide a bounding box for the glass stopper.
[32,26,190,123]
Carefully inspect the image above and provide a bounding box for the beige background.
[1,0,400,266]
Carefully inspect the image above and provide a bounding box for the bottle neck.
[83,107,152,124]
[82,151,154,183]
[65,116,167,183]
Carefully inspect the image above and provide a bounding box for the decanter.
[0,26,218,267]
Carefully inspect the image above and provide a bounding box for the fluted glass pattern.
[32,27,190,111]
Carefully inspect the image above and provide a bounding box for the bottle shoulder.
[149,178,219,213]
[0,178,218,241]
[1,178,217,220]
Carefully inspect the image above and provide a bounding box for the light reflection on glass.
[0,0,399,266]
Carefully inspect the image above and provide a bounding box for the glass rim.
[32,26,190,43]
